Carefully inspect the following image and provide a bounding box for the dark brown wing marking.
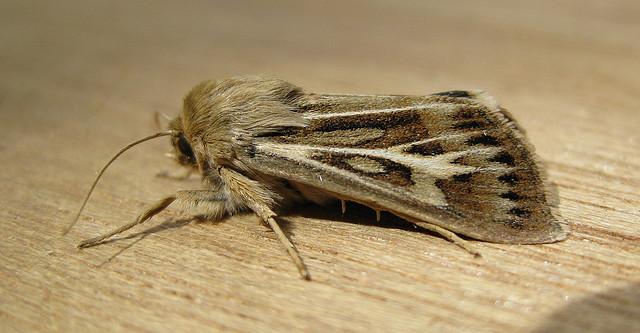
[261,109,430,149]
[310,152,414,187]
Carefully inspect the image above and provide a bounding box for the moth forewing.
[240,90,568,244]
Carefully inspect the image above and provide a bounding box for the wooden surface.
[1,1,639,332]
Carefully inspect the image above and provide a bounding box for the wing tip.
[540,220,571,243]
[501,219,571,245]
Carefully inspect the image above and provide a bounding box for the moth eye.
[177,134,196,162]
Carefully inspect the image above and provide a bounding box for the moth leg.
[258,207,311,281]
[410,220,482,258]
[78,195,176,248]
[219,168,311,280]
[77,190,223,248]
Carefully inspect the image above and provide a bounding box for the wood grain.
[1,1,638,332]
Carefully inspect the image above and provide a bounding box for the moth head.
[167,116,198,169]
[171,80,234,174]
[173,77,308,175]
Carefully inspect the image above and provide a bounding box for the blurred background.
[3,0,638,99]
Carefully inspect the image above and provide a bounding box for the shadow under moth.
[64,76,569,280]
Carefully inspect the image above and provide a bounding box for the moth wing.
[239,92,568,244]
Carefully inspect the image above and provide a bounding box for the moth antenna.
[62,130,178,235]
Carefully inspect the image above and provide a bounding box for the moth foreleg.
[219,168,311,280]
[77,190,224,249]
[78,195,177,248]
[409,220,482,258]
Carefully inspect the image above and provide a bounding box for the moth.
[65,76,569,280]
